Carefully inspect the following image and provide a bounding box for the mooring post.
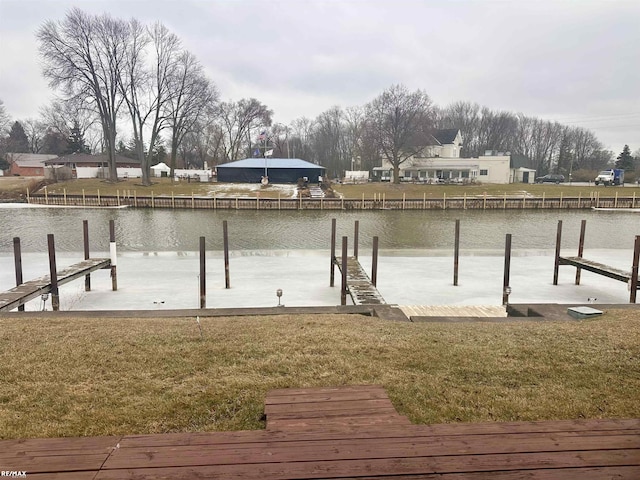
[83,220,91,291]
[553,220,563,285]
[223,220,230,289]
[109,220,117,291]
[341,236,348,306]
[371,236,379,287]
[200,236,206,308]
[47,234,59,311]
[630,235,640,304]
[354,220,359,259]
[330,218,336,287]
[575,219,586,285]
[454,219,460,286]
[13,237,24,311]
[502,233,512,306]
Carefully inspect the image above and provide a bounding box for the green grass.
[1,312,639,439]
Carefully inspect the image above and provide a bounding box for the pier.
[0,258,111,312]
[334,254,385,305]
[553,220,640,303]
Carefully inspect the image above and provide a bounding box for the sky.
[1,0,639,155]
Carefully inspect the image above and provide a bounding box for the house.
[4,153,59,176]
[45,153,141,179]
[374,129,532,184]
[217,158,326,184]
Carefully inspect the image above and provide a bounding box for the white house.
[375,129,534,184]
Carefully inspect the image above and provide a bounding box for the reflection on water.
[0,205,636,252]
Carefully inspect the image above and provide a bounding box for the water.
[0,204,636,253]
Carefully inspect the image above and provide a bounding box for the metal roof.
[217,158,325,169]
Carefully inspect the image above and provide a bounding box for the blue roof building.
[216,158,326,184]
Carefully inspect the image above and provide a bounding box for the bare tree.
[367,84,434,184]
[219,98,272,162]
[38,8,130,181]
[41,98,100,152]
[0,99,10,133]
[166,51,219,178]
[119,21,182,185]
[22,118,48,153]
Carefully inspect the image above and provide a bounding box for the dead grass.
[1,311,638,439]
[333,182,633,199]
[0,177,44,199]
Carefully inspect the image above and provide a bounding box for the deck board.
[2,386,639,479]
[0,258,111,311]
[335,256,385,305]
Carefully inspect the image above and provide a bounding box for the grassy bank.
[1,312,638,439]
[4,177,636,200]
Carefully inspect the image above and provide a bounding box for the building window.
[480,169,488,176]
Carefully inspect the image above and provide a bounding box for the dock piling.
[502,233,512,306]
[109,220,117,291]
[330,218,336,287]
[223,220,230,289]
[575,220,586,285]
[354,220,359,259]
[83,220,91,291]
[553,220,563,285]
[13,237,24,311]
[631,235,640,303]
[341,236,348,305]
[454,219,460,286]
[200,236,206,308]
[371,236,379,287]
[47,234,59,311]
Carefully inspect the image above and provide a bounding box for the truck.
[594,169,624,186]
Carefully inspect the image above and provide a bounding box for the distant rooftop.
[217,158,325,169]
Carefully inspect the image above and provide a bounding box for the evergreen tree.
[615,144,634,170]
[8,121,29,152]
[67,121,89,154]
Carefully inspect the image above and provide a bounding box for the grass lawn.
[2,177,636,200]
[1,311,638,439]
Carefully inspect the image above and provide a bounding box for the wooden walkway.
[559,256,636,283]
[335,256,386,305]
[0,258,110,312]
[2,385,639,479]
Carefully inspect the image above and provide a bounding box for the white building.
[374,129,535,184]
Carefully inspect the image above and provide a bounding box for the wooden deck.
[335,256,386,305]
[2,385,639,479]
[0,258,110,312]
[559,256,636,284]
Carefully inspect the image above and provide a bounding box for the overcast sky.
[1,0,639,154]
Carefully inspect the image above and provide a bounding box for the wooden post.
[117,189,121,206]
[463,192,467,209]
[47,234,59,311]
[151,191,154,208]
[382,193,385,209]
[632,192,636,209]
[64,188,67,205]
[361,192,365,209]
[45,186,48,205]
[402,193,406,210]
[97,189,100,206]
[503,192,506,209]
[443,192,446,210]
[560,192,563,208]
[542,191,545,208]
[83,220,91,291]
[82,189,86,206]
[423,192,426,209]
[372,236,379,287]
[200,236,206,308]
[223,220,230,289]
[575,219,586,285]
[134,190,137,208]
[483,192,487,210]
[630,235,640,303]
[192,192,195,209]
[553,220,562,285]
[109,220,117,291]
[330,218,336,287]
[341,236,348,305]
[13,237,24,311]
[523,193,526,208]
[578,191,582,208]
[172,191,175,209]
[615,191,618,208]
[454,219,460,286]
[502,233,512,306]
[278,193,281,210]
[354,220,359,259]
[26,187,30,203]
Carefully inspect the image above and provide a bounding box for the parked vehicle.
[535,174,565,184]
[594,169,624,186]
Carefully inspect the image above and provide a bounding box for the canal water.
[0,205,637,310]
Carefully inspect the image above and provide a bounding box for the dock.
[335,255,385,305]
[1,385,639,479]
[0,258,110,312]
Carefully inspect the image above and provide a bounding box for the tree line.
[0,8,637,183]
